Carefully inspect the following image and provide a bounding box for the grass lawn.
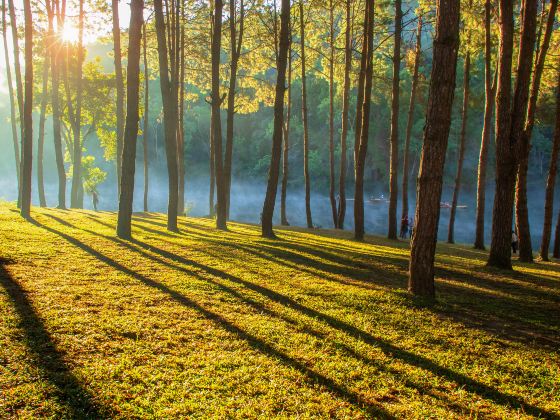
[0,201,559,419]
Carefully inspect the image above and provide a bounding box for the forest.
[1,0,560,418]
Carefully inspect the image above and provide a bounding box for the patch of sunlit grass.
[0,202,559,418]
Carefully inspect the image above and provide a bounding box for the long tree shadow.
[433,266,560,347]
[49,216,469,404]
[84,213,560,349]
[0,258,105,419]
[31,217,392,418]
[39,213,559,417]
[122,249,553,417]
[107,234,557,417]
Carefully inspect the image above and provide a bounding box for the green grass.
[0,202,559,419]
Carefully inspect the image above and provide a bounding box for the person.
[400,216,409,239]
[408,217,414,239]
[92,190,99,212]
[512,230,518,255]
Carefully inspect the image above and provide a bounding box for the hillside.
[0,202,559,419]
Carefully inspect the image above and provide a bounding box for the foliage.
[82,155,107,194]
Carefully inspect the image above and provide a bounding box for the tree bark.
[207,0,216,220]
[408,0,460,297]
[37,47,49,208]
[474,0,496,250]
[487,0,515,268]
[448,50,470,244]
[488,0,537,269]
[8,0,23,140]
[401,15,422,223]
[515,0,557,262]
[299,0,313,229]
[143,22,149,212]
[117,0,144,239]
[280,38,292,226]
[112,0,125,196]
[387,0,402,240]
[354,0,374,241]
[353,3,365,184]
[225,0,244,220]
[20,0,33,219]
[177,17,185,215]
[337,0,352,230]
[211,0,227,230]
[2,0,20,190]
[50,0,66,209]
[154,0,179,231]
[70,0,84,209]
[328,0,337,228]
[209,131,215,216]
[261,0,290,239]
[8,0,23,206]
[541,64,560,260]
[554,208,560,258]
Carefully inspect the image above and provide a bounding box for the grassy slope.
[0,202,559,419]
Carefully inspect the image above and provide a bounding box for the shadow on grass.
[86,212,560,349]
[33,216,391,418]
[0,258,105,419]
[35,214,556,419]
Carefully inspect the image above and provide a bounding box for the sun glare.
[61,24,80,43]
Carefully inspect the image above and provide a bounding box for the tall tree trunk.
[154,0,179,231]
[354,0,374,241]
[408,0,460,297]
[117,0,144,239]
[62,42,76,154]
[211,0,227,230]
[261,0,290,238]
[209,131,215,216]
[8,0,23,206]
[8,0,23,139]
[554,208,560,258]
[2,0,20,190]
[401,15,422,223]
[541,64,560,260]
[20,0,33,219]
[70,0,84,209]
[173,0,180,101]
[328,0,337,228]
[37,49,49,208]
[353,3,366,184]
[474,0,496,250]
[225,0,244,219]
[387,0,402,240]
[448,50,470,244]
[515,0,558,262]
[488,0,515,268]
[488,0,537,269]
[50,0,66,209]
[177,18,185,215]
[164,0,173,76]
[337,0,352,229]
[207,0,215,218]
[280,38,292,226]
[143,22,149,212]
[112,0,125,196]
[299,0,313,228]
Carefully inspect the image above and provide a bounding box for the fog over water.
[2,164,556,250]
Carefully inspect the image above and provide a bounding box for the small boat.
[369,195,389,204]
[440,202,468,209]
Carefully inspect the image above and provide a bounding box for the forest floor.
[0,202,559,419]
